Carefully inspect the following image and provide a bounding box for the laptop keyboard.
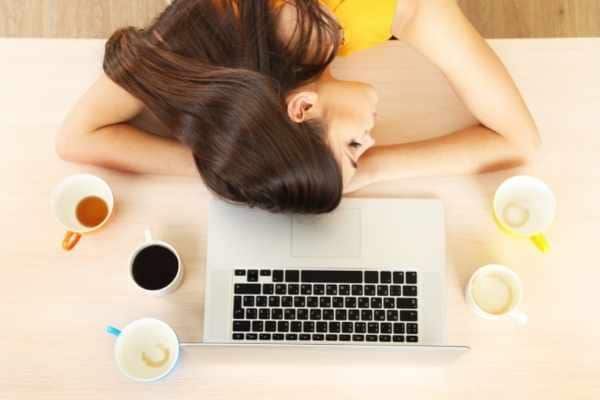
[231,269,419,344]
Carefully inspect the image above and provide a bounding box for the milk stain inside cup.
[472,273,513,315]
[502,202,530,229]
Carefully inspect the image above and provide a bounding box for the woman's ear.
[286,91,320,123]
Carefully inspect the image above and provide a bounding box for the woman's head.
[103,0,345,213]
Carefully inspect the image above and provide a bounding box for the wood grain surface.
[0,0,598,38]
[1,37,599,400]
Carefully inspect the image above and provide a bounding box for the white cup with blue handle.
[106,318,180,382]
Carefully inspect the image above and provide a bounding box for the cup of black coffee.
[129,230,183,295]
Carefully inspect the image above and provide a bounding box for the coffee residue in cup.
[141,344,170,368]
[75,195,108,227]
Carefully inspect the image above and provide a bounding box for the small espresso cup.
[129,229,183,296]
[52,174,114,251]
[493,175,556,253]
[106,318,180,382]
[465,264,528,325]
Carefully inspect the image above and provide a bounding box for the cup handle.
[62,231,82,251]
[144,228,152,243]
[106,326,122,337]
[509,310,528,325]
[530,233,550,253]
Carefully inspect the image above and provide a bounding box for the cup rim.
[493,175,556,235]
[114,318,180,383]
[466,264,523,318]
[51,174,114,233]
[129,240,182,293]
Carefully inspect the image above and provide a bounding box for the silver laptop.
[201,198,468,362]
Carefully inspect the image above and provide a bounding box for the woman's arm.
[56,73,197,176]
[347,0,540,192]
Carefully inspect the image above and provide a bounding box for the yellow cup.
[493,176,556,253]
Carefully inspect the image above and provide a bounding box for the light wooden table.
[1,38,599,399]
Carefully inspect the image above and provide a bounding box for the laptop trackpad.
[291,209,361,258]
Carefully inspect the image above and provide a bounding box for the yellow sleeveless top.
[321,0,398,56]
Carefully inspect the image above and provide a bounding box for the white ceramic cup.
[465,264,528,325]
[129,229,183,296]
[51,174,114,251]
[106,318,180,382]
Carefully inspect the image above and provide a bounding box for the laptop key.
[301,270,362,283]
[392,335,405,342]
[273,334,284,340]
[390,285,402,296]
[277,321,289,332]
[326,284,337,295]
[387,310,398,321]
[297,308,308,320]
[323,309,334,320]
[400,311,418,321]
[316,322,327,333]
[303,321,315,332]
[368,322,379,334]
[380,335,391,342]
[288,284,299,295]
[272,270,284,282]
[246,333,257,340]
[265,321,276,332]
[286,334,298,341]
[285,270,299,282]
[284,308,296,320]
[233,321,251,332]
[282,296,293,307]
[407,323,418,334]
[252,321,264,332]
[351,285,363,296]
[371,298,382,308]
[259,333,271,340]
[397,298,418,308]
[234,284,261,294]
[312,334,324,341]
[384,298,395,308]
[243,296,254,307]
[307,296,319,307]
[339,284,350,295]
[339,334,351,342]
[393,323,405,334]
[260,270,271,276]
[256,296,267,307]
[301,284,312,295]
[377,285,388,296]
[335,309,347,321]
[358,297,370,308]
[348,309,360,320]
[365,285,376,296]
[361,310,373,320]
[366,335,378,342]
[342,322,353,333]
[272,308,283,320]
[407,335,418,343]
[345,297,357,308]
[268,296,280,307]
[233,333,244,340]
[299,334,311,341]
[234,309,244,319]
[275,284,286,295]
[234,269,246,276]
[246,308,257,319]
[259,308,270,320]
[313,284,325,295]
[291,321,302,332]
[355,322,366,333]
[310,309,321,320]
[352,334,365,342]
[393,271,404,284]
[319,297,331,308]
[380,271,392,284]
[374,310,386,321]
[262,284,274,295]
[332,297,344,308]
[381,323,392,334]
[403,286,418,297]
[329,322,340,333]
[247,270,258,282]
[406,272,417,284]
[326,334,338,341]
[365,271,378,283]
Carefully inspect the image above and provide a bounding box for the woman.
[57,0,539,212]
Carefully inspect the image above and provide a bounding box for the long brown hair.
[103,0,343,213]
